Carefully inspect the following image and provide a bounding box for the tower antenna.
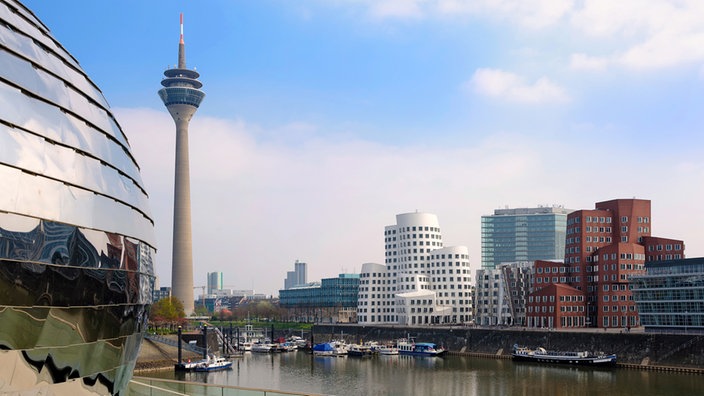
[180,13,184,45]
[178,13,186,69]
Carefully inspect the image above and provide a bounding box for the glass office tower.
[481,206,571,269]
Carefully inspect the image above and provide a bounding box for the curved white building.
[0,1,155,394]
[358,212,473,325]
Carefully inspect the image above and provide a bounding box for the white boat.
[312,342,347,356]
[175,358,207,371]
[376,345,399,355]
[280,342,298,352]
[193,356,233,372]
[397,339,446,357]
[240,341,253,352]
[331,340,349,354]
[251,342,274,353]
[289,335,308,349]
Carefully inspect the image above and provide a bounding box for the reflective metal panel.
[0,82,145,189]
[0,3,105,104]
[0,125,151,217]
[0,165,154,244]
[0,1,156,394]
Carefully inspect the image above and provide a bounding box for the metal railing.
[129,376,326,396]
[145,333,206,355]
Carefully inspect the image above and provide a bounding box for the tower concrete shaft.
[158,14,205,315]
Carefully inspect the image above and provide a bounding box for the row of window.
[359,288,474,300]
[647,254,682,261]
[560,306,585,312]
[569,216,613,225]
[648,244,682,251]
[394,226,440,233]
[602,294,634,302]
[603,305,636,312]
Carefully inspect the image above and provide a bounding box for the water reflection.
[146,352,702,396]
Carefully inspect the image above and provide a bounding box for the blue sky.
[25,0,704,295]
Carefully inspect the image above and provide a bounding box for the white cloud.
[342,0,704,71]
[568,0,704,70]
[468,68,569,104]
[617,30,704,70]
[367,0,424,19]
[118,107,704,295]
[569,53,608,71]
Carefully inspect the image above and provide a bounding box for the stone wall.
[313,324,704,368]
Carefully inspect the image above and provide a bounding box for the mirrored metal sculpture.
[0,1,156,394]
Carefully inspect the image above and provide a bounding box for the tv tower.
[158,13,205,315]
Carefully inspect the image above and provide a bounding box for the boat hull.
[193,361,233,372]
[398,350,447,357]
[512,353,617,365]
[512,347,617,366]
[397,342,447,357]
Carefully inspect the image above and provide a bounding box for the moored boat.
[512,345,617,366]
[312,342,347,357]
[348,344,374,357]
[397,339,447,357]
[280,341,298,352]
[193,356,233,372]
[251,342,275,353]
[376,345,400,355]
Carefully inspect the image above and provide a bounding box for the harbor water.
[140,351,701,396]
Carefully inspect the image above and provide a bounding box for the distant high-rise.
[158,14,205,315]
[481,206,572,269]
[284,260,307,290]
[207,272,223,295]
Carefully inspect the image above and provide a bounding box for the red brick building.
[527,283,585,328]
[526,198,685,329]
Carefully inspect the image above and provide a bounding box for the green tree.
[194,304,210,317]
[149,297,186,331]
[255,300,276,320]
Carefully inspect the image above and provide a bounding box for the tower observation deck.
[158,13,204,315]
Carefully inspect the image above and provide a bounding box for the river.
[141,351,701,396]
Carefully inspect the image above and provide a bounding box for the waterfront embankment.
[135,336,202,372]
[312,324,704,371]
[134,325,704,373]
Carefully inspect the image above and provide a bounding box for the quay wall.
[312,324,704,369]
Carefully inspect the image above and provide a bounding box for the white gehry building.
[357,212,473,325]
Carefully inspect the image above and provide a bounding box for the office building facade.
[279,274,359,323]
[475,261,535,326]
[481,206,571,269]
[631,257,704,333]
[526,198,685,329]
